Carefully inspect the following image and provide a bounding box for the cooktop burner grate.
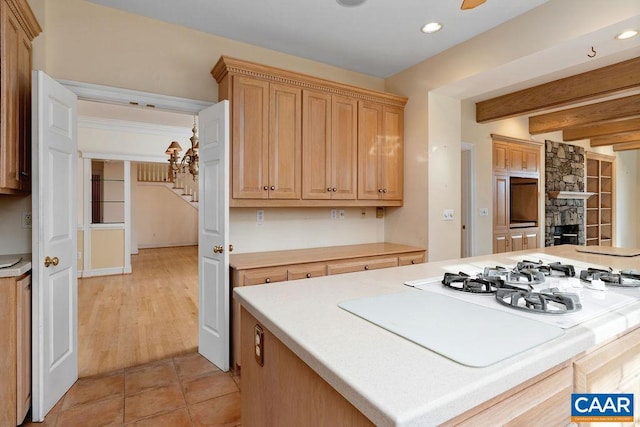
[580,268,640,287]
[495,288,582,314]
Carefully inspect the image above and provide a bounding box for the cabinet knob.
[411,260,416,264]
[378,189,383,193]
[382,189,388,193]
[44,256,59,268]
[306,273,311,278]
[265,278,271,283]
[332,188,337,192]
[263,186,269,191]
[364,265,369,270]
[327,187,332,192]
[20,171,29,178]
[270,186,275,191]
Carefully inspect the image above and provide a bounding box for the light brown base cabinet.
[0,272,32,426]
[230,243,425,372]
[240,311,640,426]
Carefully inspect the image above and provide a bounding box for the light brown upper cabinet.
[0,0,41,195]
[212,56,407,207]
[231,76,301,199]
[493,140,539,176]
[358,102,404,201]
[302,90,357,200]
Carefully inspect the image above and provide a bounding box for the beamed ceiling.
[475,57,640,152]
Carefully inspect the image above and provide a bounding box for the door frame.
[461,142,476,257]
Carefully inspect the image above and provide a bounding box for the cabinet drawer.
[241,267,288,285]
[327,256,398,275]
[398,252,425,266]
[287,263,327,280]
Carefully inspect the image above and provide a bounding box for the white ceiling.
[84,0,549,78]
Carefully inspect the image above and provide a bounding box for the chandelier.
[165,116,199,182]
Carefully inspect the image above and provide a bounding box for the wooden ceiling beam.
[590,131,640,147]
[476,57,640,123]
[612,141,640,152]
[528,94,640,134]
[563,116,640,141]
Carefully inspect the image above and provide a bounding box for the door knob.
[213,245,224,254]
[44,256,59,267]
[229,244,234,252]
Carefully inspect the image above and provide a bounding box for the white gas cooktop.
[404,253,640,329]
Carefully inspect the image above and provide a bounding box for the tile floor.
[21,353,241,427]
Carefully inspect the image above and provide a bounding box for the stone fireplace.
[544,140,585,246]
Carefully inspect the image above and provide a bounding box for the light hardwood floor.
[78,246,198,378]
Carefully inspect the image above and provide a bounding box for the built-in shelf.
[547,191,596,200]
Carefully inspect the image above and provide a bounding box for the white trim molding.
[59,79,213,114]
[81,151,166,163]
[78,116,193,139]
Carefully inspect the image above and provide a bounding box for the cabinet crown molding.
[5,0,42,40]
[212,56,407,107]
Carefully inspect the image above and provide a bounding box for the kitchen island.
[234,246,640,426]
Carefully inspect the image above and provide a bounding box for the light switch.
[338,209,345,220]
[443,209,454,221]
[479,208,489,216]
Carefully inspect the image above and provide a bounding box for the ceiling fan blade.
[461,0,487,10]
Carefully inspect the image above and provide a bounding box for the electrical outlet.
[22,212,32,229]
[254,324,264,366]
[330,209,337,220]
[338,209,345,220]
[443,209,454,221]
[256,209,264,225]
[479,208,489,216]
[77,251,82,259]
[376,207,384,219]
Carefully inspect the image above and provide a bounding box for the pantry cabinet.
[492,135,542,254]
[302,90,358,200]
[229,243,425,372]
[0,272,32,426]
[0,0,41,194]
[212,56,407,207]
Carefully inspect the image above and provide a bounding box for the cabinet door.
[1,8,22,191]
[380,105,403,200]
[493,142,509,173]
[331,96,358,199]
[269,83,301,199]
[302,90,332,199]
[524,229,539,249]
[523,148,539,174]
[493,175,509,232]
[16,274,31,425]
[232,76,269,199]
[509,232,524,251]
[509,146,524,172]
[494,233,508,254]
[358,102,383,200]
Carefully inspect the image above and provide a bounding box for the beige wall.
[0,196,32,255]
[77,230,84,271]
[27,0,389,254]
[136,184,198,248]
[91,228,124,269]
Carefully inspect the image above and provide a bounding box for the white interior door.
[198,100,230,371]
[31,70,78,421]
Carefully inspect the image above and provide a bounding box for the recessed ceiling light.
[421,22,443,34]
[615,30,638,40]
[336,0,367,7]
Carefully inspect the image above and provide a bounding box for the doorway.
[66,86,210,377]
[461,143,475,258]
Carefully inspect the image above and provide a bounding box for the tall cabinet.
[585,153,615,246]
[0,0,41,194]
[492,135,542,254]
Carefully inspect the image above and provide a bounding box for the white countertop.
[234,246,640,426]
[0,254,32,278]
